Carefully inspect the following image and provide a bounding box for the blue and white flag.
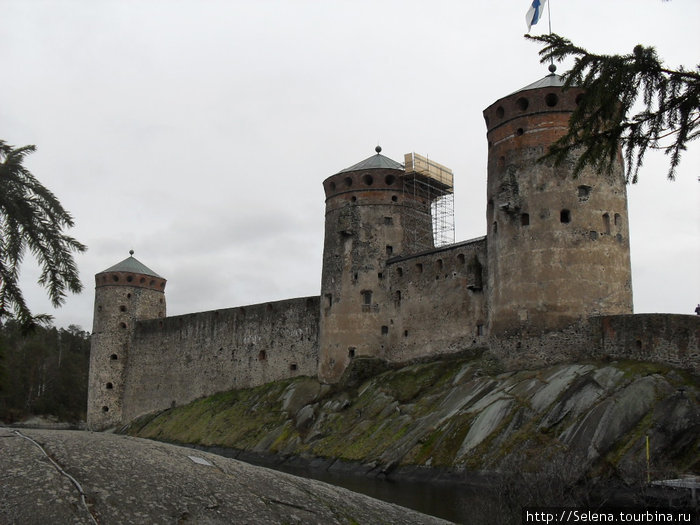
[526,0,547,32]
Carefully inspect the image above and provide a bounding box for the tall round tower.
[318,147,434,383]
[483,73,633,337]
[87,251,166,430]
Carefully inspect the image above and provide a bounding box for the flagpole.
[547,0,555,73]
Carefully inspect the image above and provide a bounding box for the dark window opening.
[110,354,118,360]
[477,324,484,336]
[378,272,383,280]
[385,175,395,185]
[329,181,336,191]
[119,305,127,312]
[126,275,133,282]
[394,290,401,307]
[436,259,443,270]
[614,213,622,226]
[324,293,332,308]
[603,213,611,234]
[578,185,592,201]
[102,406,109,413]
[344,177,353,187]
[348,347,356,358]
[384,216,393,225]
[416,263,423,273]
[258,350,267,361]
[362,174,374,185]
[381,326,389,335]
[516,97,529,111]
[362,290,372,305]
[397,267,403,277]
[290,363,298,371]
[545,93,559,107]
[119,322,127,329]
[391,195,398,202]
[106,382,113,390]
[635,340,643,350]
[493,221,498,233]
[386,245,393,256]
[560,209,571,223]
[457,254,465,264]
[351,196,357,202]
[516,128,524,136]
[404,330,409,337]
[521,213,530,226]
[112,274,119,282]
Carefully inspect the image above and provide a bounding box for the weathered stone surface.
[126,356,699,480]
[0,427,449,525]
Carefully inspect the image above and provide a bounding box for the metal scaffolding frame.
[401,153,455,253]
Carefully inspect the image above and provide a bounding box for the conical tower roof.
[336,146,404,174]
[100,251,162,278]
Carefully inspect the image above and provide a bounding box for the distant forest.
[0,321,90,424]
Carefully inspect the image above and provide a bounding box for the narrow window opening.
[381,326,388,335]
[394,290,401,307]
[477,324,484,336]
[362,290,372,305]
[396,267,403,277]
[106,382,113,390]
[457,254,465,264]
[384,216,393,225]
[436,259,443,270]
[560,209,571,223]
[493,221,498,233]
[614,213,622,226]
[416,263,423,273]
[603,213,611,234]
[324,293,332,308]
[258,350,267,361]
[290,363,298,371]
[404,330,409,337]
[521,213,530,226]
[329,181,336,191]
[378,272,383,280]
[348,347,356,358]
[386,245,393,256]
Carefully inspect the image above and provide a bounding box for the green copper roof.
[337,147,404,174]
[509,73,569,96]
[100,252,162,278]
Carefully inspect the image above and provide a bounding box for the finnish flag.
[526,0,547,32]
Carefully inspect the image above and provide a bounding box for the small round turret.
[87,251,166,430]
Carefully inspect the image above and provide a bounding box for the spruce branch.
[525,33,700,182]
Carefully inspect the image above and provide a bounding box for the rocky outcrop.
[125,354,699,483]
[0,427,448,525]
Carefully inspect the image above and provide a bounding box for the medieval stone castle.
[87,73,699,430]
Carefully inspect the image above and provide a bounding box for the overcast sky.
[3,0,699,331]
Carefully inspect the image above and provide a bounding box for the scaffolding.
[402,153,455,253]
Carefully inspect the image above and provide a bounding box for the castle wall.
[120,296,319,423]
[596,314,700,373]
[384,238,488,362]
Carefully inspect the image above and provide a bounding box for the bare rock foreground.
[0,427,449,524]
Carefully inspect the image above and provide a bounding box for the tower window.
[515,128,524,136]
[325,293,332,308]
[386,245,393,256]
[344,177,353,187]
[516,97,529,111]
[384,216,393,225]
[258,350,267,361]
[603,213,611,234]
[578,185,592,200]
[545,93,559,107]
[396,267,403,277]
[348,347,356,358]
[614,213,622,226]
[362,290,372,305]
[119,305,127,312]
[496,106,505,119]
[416,263,423,273]
[560,210,571,223]
[385,175,395,185]
[391,195,398,202]
[394,290,401,307]
[106,382,113,390]
[102,406,109,413]
[381,326,389,335]
[362,174,374,186]
[119,322,127,329]
[521,213,530,226]
[477,324,484,336]
[290,363,298,371]
[110,354,118,360]
[457,254,465,264]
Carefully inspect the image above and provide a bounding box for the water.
[191,445,501,524]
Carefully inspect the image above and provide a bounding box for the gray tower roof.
[337,148,404,174]
[100,252,162,278]
[509,73,568,96]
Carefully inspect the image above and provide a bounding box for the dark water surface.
[191,445,499,524]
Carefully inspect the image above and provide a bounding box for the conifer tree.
[0,141,86,327]
[526,33,700,182]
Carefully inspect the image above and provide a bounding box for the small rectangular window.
[386,245,393,256]
[384,217,393,225]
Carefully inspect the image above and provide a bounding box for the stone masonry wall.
[596,314,700,374]
[384,238,489,362]
[120,296,320,422]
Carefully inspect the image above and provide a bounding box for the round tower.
[483,72,633,337]
[87,251,166,430]
[318,147,433,383]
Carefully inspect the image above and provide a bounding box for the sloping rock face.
[0,427,448,525]
[126,355,698,483]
